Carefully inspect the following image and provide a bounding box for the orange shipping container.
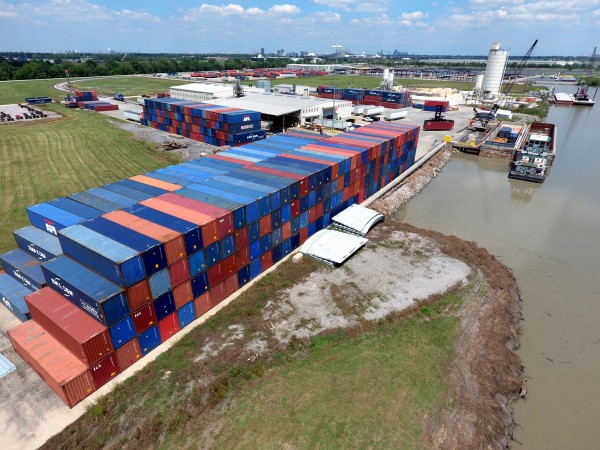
[104,210,186,265]
[8,320,96,408]
[173,280,194,309]
[115,338,141,372]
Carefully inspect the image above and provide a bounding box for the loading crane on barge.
[574,47,597,104]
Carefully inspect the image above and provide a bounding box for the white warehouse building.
[169,82,265,101]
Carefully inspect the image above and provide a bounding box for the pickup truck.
[113,93,125,101]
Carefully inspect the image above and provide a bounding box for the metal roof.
[300,229,368,266]
[0,354,16,379]
[205,93,335,116]
[170,83,233,94]
[332,204,384,236]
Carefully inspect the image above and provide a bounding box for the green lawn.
[0,103,179,256]
[0,78,64,104]
[71,76,177,96]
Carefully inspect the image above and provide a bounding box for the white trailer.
[123,110,142,122]
[363,106,385,116]
[352,105,365,115]
[384,109,408,121]
[313,118,353,131]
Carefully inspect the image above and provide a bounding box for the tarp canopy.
[0,354,16,379]
[300,229,367,266]
[331,204,384,236]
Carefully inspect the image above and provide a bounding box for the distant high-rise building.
[261,47,265,56]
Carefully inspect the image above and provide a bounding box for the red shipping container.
[261,251,273,272]
[8,320,96,408]
[209,282,227,306]
[104,210,186,265]
[159,312,180,342]
[259,215,272,237]
[173,280,193,309]
[208,263,223,287]
[315,203,323,219]
[90,354,120,389]
[25,288,112,366]
[290,200,300,218]
[221,255,237,277]
[223,274,239,298]
[132,303,156,334]
[235,247,250,271]
[282,222,292,241]
[234,227,248,249]
[169,257,190,288]
[308,207,317,224]
[115,338,141,372]
[300,228,309,245]
[125,279,152,311]
[194,291,212,317]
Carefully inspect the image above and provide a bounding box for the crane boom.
[503,39,538,96]
[585,47,596,78]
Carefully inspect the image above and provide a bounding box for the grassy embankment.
[0,80,180,256]
[71,77,176,96]
[46,253,466,449]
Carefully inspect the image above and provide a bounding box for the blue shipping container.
[109,316,136,350]
[26,202,85,235]
[0,249,46,291]
[139,324,161,356]
[154,291,175,321]
[0,273,32,322]
[41,255,130,326]
[49,197,104,220]
[13,225,63,262]
[177,301,196,329]
[149,268,172,299]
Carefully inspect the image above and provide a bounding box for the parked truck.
[113,93,125,101]
[363,106,385,117]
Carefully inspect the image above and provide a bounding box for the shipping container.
[58,225,146,287]
[125,279,152,311]
[177,301,196,329]
[0,273,33,322]
[25,287,113,365]
[154,290,175,321]
[191,271,209,298]
[86,187,138,208]
[108,316,136,350]
[115,338,141,372]
[8,320,96,408]
[193,291,211,317]
[103,210,186,265]
[0,249,46,290]
[149,268,172,299]
[158,312,180,342]
[68,191,122,213]
[13,225,63,262]
[101,182,154,202]
[132,302,157,334]
[41,256,129,326]
[48,197,103,220]
[139,324,161,356]
[173,280,193,309]
[168,257,190,288]
[82,216,167,277]
[90,354,119,389]
[26,202,85,235]
[188,249,207,277]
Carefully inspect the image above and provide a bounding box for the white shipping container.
[123,110,141,122]
[352,105,365,115]
[384,110,408,121]
[363,106,385,116]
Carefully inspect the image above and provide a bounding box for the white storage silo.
[482,42,509,95]
[474,73,485,91]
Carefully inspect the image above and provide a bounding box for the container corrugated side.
[177,301,196,329]
[149,268,172,299]
[25,287,113,365]
[68,191,121,213]
[41,256,129,326]
[90,354,120,389]
[108,316,136,350]
[8,320,96,408]
[158,312,180,342]
[26,202,84,236]
[125,279,152,311]
[58,225,145,287]
[13,225,63,262]
[48,197,103,220]
[139,324,161,356]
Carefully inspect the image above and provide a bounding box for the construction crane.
[121,53,128,62]
[502,39,538,97]
[64,69,77,107]
[574,46,597,102]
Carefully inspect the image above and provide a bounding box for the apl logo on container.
[242,115,252,122]
[43,219,57,235]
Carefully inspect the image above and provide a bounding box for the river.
[395,84,600,449]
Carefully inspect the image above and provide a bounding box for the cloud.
[312,0,389,13]
[269,4,301,14]
[400,11,426,20]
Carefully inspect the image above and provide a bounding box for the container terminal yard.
[0,39,592,448]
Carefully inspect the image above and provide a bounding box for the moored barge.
[508,122,557,183]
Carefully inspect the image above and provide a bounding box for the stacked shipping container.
[140,98,266,147]
[316,86,412,109]
[4,125,419,407]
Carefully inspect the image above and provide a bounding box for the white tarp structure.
[331,204,384,236]
[0,354,16,379]
[300,229,368,266]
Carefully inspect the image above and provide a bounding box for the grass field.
[0,78,64,104]
[0,102,179,256]
[45,254,465,449]
[71,76,177,96]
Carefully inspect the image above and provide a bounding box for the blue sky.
[0,0,598,55]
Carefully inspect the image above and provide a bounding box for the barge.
[508,122,557,183]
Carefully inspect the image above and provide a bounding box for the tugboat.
[508,122,557,183]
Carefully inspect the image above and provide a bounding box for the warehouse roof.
[207,93,334,116]
[170,83,232,94]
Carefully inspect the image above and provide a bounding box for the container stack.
[423,100,450,112]
[316,87,412,109]
[4,124,419,408]
[73,90,98,102]
[77,101,119,112]
[140,98,266,147]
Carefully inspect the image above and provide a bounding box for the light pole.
[332,44,341,121]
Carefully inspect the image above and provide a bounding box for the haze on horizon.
[0,0,598,56]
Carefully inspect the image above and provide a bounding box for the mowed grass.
[71,76,178,96]
[0,103,179,255]
[0,78,64,104]
[204,316,458,450]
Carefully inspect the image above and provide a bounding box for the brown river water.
[395,85,600,449]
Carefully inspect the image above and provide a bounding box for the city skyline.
[0,0,598,56]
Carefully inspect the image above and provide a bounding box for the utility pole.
[332,44,341,121]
